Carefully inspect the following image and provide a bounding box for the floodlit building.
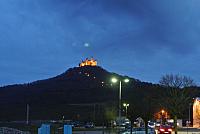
[79,58,97,67]
[193,97,200,128]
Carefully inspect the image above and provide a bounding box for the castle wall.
[79,58,97,67]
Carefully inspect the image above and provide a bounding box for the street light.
[26,104,29,125]
[111,77,129,122]
[188,103,192,126]
[161,109,165,125]
[111,78,118,83]
[123,103,129,117]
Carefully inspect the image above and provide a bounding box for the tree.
[104,106,117,127]
[141,96,155,134]
[129,91,157,134]
[159,74,195,88]
[159,74,195,134]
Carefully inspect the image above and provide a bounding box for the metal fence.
[0,127,30,134]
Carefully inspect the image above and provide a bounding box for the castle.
[79,58,97,67]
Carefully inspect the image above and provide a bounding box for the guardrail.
[0,127,30,134]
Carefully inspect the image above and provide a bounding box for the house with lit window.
[193,97,200,128]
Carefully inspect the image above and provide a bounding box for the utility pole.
[119,81,122,121]
[93,104,96,123]
[189,103,192,126]
[26,104,29,125]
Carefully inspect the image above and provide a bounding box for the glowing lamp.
[124,79,129,83]
[111,78,118,83]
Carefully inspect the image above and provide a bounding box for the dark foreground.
[0,122,199,134]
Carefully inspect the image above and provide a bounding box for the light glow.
[79,58,97,67]
[123,103,129,107]
[124,79,129,83]
[111,78,118,83]
[84,43,90,47]
[168,129,172,132]
[193,97,200,128]
[160,129,165,132]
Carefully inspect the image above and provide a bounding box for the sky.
[0,0,200,86]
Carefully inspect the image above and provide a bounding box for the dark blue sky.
[0,0,200,86]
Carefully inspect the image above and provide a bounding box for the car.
[84,122,94,128]
[155,122,161,130]
[157,125,172,134]
[122,127,155,134]
[71,121,84,127]
[116,118,131,127]
[107,120,117,128]
[148,122,156,128]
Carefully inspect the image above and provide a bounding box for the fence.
[0,127,30,134]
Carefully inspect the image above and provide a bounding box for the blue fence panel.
[38,124,50,134]
[64,125,72,134]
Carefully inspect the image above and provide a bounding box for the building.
[193,97,200,128]
[79,58,97,67]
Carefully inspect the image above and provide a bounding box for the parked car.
[157,125,172,134]
[148,122,156,128]
[72,121,84,127]
[107,120,117,128]
[84,122,94,128]
[155,122,161,130]
[122,127,155,134]
[116,118,131,127]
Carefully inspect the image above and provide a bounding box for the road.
[73,130,200,134]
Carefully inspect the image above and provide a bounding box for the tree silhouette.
[159,74,195,134]
[104,106,117,126]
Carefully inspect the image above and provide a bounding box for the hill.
[0,66,199,123]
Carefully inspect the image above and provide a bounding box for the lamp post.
[26,104,29,125]
[123,103,129,117]
[161,109,165,125]
[111,78,129,123]
[161,110,165,115]
[188,103,192,126]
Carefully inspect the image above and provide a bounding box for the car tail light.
[168,128,172,132]
[160,128,165,132]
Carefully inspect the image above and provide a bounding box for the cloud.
[0,0,200,85]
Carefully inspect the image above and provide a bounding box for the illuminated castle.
[193,97,200,128]
[79,58,97,67]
